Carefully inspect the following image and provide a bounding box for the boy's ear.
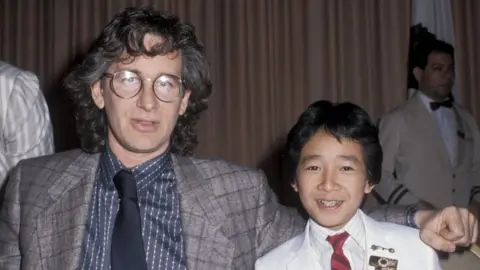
[364,182,375,194]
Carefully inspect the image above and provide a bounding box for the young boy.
[255,101,441,270]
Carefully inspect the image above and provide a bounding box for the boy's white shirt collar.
[286,210,399,270]
[308,209,366,254]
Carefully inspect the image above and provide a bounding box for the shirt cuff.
[405,204,419,229]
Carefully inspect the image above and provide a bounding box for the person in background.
[256,100,441,270]
[0,6,477,270]
[0,61,54,187]
[377,32,480,269]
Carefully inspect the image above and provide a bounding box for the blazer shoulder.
[255,233,305,269]
[367,217,437,255]
[188,156,259,174]
[2,149,98,219]
[17,148,94,171]
[10,149,99,195]
[455,103,477,122]
[185,156,266,189]
[381,102,411,121]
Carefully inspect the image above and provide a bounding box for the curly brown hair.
[64,6,212,156]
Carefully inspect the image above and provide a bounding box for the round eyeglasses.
[103,70,184,102]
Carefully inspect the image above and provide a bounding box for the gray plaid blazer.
[0,149,306,270]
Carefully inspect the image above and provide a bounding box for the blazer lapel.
[35,152,99,270]
[286,227,316,270]
[362,212,399,270]
[408,94,451,167]
[173,155,234,269]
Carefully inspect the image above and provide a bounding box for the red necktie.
[326,232,352,270]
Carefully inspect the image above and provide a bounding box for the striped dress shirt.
[81,147,187,270]
[0,61,54,187]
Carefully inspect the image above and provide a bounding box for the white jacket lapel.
[361,212,400,270]
[286,223,319,270]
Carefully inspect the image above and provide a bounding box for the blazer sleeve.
[0,165,23,270]
[466,113,480,204]
[0,70,54,187]
[254,171,305,258]
[376,111,418,205]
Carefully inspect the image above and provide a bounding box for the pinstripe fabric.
[0,61,54,186]
[81,147,186,270]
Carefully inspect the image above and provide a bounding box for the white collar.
[416,90,454,113]
[308,210,366,252]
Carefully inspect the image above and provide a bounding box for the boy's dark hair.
[286,100,382,185]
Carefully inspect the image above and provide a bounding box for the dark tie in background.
[430,95,454,111]
[111,170,148,270]
[326,232,352,270]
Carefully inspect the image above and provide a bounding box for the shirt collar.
[417,90,454,114]
[308,209,366,252]
[99,144,172,191]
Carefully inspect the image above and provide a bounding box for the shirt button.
[452,189,456,192]
[452,174,456,178]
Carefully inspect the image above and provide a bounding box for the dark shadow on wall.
[44,53,87,152]
[257,137,308,220]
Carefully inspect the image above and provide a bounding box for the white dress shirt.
[308,210,365,270]
[0,61,54,187]
[418,91,457,166]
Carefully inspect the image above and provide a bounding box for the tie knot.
[326,232,350,250]
[113,170,138,200]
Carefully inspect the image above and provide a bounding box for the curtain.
[452,0,480,122]
[0,0,410,206]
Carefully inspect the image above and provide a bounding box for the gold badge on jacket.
[368,255,398,270]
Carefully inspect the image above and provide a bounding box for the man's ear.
[179,89,191,115]
[291,180,299,192]
[91,81,105,109]
[413,67,424,85]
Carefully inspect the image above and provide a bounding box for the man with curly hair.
[0,6,477,270]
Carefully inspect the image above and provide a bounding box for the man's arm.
[376,112,418,205]
[254,172,305,258]
[0,70,54,186]
[366,204,412,225]
[0,165,23,270]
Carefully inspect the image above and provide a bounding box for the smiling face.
[91,34,191,167]
[292,129,374,230]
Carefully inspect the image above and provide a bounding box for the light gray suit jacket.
[0,149,407,270]
[377,92,480,208]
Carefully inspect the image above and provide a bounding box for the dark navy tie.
[111,170,148,270]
